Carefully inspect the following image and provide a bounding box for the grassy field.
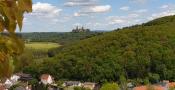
[25,42,61,50]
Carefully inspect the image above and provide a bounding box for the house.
[133,85,165,90]
[63,81,81,87]
[40,74,54,85]
[133,80,175,90]
[10,74,20,84]
[26,85,32,90]
[0,83,5,90]
[4,79,13,89]
[82,82,96,90]
[127,82,135,90]
[16,73,33,82]
[159,80,175,89]
[168,82,175,88]
[3,75,20,89]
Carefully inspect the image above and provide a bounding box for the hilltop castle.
[72,26,90,33]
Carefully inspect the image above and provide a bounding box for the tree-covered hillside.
[24,15,175,84]
[21,32,102,45]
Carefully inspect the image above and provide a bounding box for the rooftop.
[133,85,165,90]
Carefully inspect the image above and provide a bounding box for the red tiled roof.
[0,84,5,90]
[40,74,51,80]
[134,85,165,90]
[168,82,175,88]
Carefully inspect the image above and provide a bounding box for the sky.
[21,0,175,32]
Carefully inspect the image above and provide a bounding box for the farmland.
[25,42,61,51]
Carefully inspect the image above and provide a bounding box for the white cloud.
[74,12,81,17]
[148,10,175,20]
[160,5,169,9]
[64,0,111,17]
[134,9,148,13]
[160,4,175,10]
[73,23,82,26]
[129,14,140,18]
[64,1,96,7]
[64,0,97,7]
[120,6,130,11]
[23,18,28,23]
[88,5,111,13]
[110,19,126,24]
[130,0,147,3]
[86,22,105,27]
[74,5,111,17]
[24,2,67,25]
[147,4,175,20]
[74,12,88,17]
[107,16,126,25]
[107,13,142,26]
[31,2,62,18]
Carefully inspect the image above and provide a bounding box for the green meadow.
[25,42,60,50]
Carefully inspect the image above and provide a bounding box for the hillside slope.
[26,15,175,83]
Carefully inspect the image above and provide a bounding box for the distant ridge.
[20,32,102,45]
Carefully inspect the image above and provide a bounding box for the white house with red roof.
[10,75,20,84]
[4,79,13,89]
[40,74,54,85]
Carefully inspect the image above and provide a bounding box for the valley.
[14,15,175,90]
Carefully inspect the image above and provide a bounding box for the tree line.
[20,32,102,45]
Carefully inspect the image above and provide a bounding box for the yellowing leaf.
[18,0,32,12]
[0,52,7,62]
[0,0,32,78]
[0,0,32,32]
[0,17,4,32]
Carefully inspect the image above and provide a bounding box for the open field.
[25,42,61,50]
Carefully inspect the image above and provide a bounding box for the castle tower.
[76,26,79,30]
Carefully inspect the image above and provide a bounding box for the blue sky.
[22,0,175,32]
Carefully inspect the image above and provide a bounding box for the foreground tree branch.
[0,0,32,78]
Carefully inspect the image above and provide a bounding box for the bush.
[100,83,120,90]
[74,87,91,90]
[148,73,160,83]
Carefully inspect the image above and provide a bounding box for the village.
[0,72,175,90]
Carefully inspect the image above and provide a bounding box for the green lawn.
[25,42,61,50]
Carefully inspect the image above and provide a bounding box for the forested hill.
[25,15,175,83]
[20,32,102,45]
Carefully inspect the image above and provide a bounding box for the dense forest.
[21,15,175,85]
[20,32,102,45]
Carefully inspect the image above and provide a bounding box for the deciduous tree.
[0,0,32,78]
